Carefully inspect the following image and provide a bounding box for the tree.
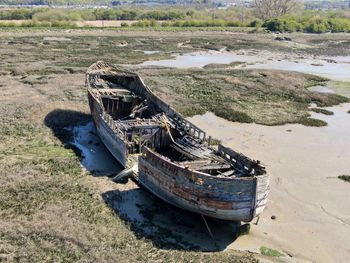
[254,0,299,20]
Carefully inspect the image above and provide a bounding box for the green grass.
[209,138,222,146]
[327,81,350,98]
[338,175,350,182]
[214,108,253,123]
[140,68,347,126]
[298,117,328,127]
[260,246,284,257]
[310,108,334,115]
[0,105,257,262]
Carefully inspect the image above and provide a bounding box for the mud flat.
[142,50,350,82]
[172,50,350,262]
[188,103,350,262]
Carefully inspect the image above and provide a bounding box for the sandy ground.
[188,103,350,263]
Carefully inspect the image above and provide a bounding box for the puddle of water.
[325,56,350,63]
[135,50,160,55]
[141,50,350,81]
[72,121,122,175]
[142,50,262,68]
[245,59,350,81]
[143,50,160,55]
[308,85,335,93]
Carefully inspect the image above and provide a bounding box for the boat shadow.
[44,109,241,252]
[102,185,242,252]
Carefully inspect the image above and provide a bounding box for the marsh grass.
[0,104,257,262]
[209,138,222,145]
[260,246,284,257]
[298,117,328,127]
[338,175,350,182]
[140,68,347,126]
[310,108,334,115]
[326,81,350,98]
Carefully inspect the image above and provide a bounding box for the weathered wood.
[86,61,270,222]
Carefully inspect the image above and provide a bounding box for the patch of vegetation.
[260,246,284,257]
[214,107,253,123]
[305,75,328,88]
[0,20,77,28]
[298,117,328,127]
[338,175,350,182]
[327,81,350,98]
[203,61,246,69]
[238,224,251,236]
[310,108,334,115]
[209,138,222,145]
[140,68,347,126]
[265,16,350,33]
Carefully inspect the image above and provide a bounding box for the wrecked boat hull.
[138,147,269,222]
[88,94,128,167]
[86,61,269,222]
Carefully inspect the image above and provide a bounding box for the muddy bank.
[188,103,350,263]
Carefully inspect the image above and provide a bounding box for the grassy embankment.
[338,175,350,182]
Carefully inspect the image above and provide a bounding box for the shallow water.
[308,85,335,93]
[245,59,350,81]
[72,121,122,175]
[143,50,160,55]
[141,50,350,81]
[141,50,262,68]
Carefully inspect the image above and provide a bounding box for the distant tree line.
[0,1,350,33]
[91,9,187,20]
[0,8,189,21]
[0,0,110,5]
[265,15,350,33]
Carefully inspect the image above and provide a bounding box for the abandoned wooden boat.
[86,61,269,222]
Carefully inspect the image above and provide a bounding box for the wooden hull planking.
[86,61,270,222]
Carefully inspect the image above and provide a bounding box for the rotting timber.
[86,61,269,222]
